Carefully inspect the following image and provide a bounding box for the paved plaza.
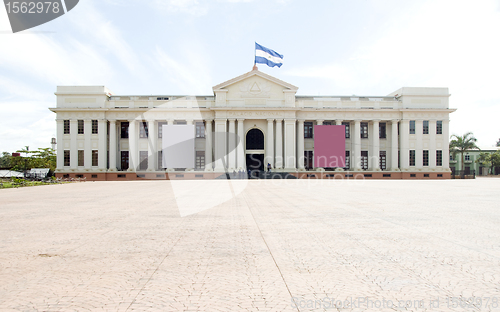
[0,178,500,311]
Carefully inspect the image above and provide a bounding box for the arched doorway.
[246,128,264,150]
[246,128,264,176]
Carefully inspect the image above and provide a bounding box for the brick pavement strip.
[0,179,500,311]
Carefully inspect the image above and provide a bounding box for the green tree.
[11,147,56,172]
[496,138,500,147]
[476,152,492,174]
[490,151,500,172]
[449,132,480,171]
[0,152,12,168]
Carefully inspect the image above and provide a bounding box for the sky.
[0,0,499,153]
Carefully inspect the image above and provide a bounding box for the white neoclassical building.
[50,68,456,180]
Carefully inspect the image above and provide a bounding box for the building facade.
[450,147,500,176]
[50,69,456,180]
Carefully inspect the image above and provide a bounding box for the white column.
[371,120,380,170]
[442,120,450,170]
[266,119,274,168]
[335,119,343,126]
[186,120,194,171]
[70,120,77,169]
[129,120,137,171]
[415,119,423,169]
[214,118,227,172]
[391,120,399,171]
[237,119,245,170]
[205,119,213,171]
[148,120,157,171]
[400,120,409,170]
[84,120,91,169]
[275,119,283,169]
[56,120,64,170]
[429,120,437,169]
[98,120,106,170]
[228,119,236,171]
[284,119,296,170]
[109,120,117,171]
[297,119,305,170]
[317,120,323,125]
[353,120,361,170]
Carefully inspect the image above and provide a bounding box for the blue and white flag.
[255,42,283,68]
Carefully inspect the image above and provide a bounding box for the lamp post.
[23,146,29,179]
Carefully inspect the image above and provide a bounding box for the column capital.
[371,119,381,123]
[215,118,227,122]
[297,119,305,123]
[267,118,274,123]
[204,118,213,122]
[275,118,283,123]
[316,119,324,123]
[237,118,245,122]
[354,119,362,123]
[391,119,399,123]
[228,118,236,122]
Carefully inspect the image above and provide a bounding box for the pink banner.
[313,125,346,168]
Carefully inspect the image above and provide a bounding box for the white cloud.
[286,0,500,146]
[153,46,213,94]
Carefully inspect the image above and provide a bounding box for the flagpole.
[253,42,258,71]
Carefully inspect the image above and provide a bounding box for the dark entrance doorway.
[246,128,264,150]
[246,154,264,178]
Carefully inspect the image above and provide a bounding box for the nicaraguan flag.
[255,42,283,68]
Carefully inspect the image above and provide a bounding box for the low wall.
[55,171,451,181]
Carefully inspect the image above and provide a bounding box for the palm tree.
[449,132,480,171]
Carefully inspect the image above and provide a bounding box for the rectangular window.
[64,150,70,166]
[436,121,443,134]
[158,121,167,138]
[423,150,429,166]
[158,150,163,169]
[78,150,84,167]
[361,151,368,170]
[342,122,350,138]
[64,120,70,134]
[139,151,148,170]
[196,151,205,169]
[409,150,416,166]
[196,122,205,138]
[465,154,471,161]
[121,151,129,170]
[92,150,98,167]
[78,120,84,134]
[409,120,415,134]
[380,151,386,170]
[121,122,129,139]
[423,120,429,134]
[344,151,350,170]
[139,121,149,138]
[379,123,386,139]
[360,122,368,138]
[304,122,313,138]
[92,120,98,134]
[304,151,313,169]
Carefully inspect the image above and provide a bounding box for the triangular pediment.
[212,69,298,92]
